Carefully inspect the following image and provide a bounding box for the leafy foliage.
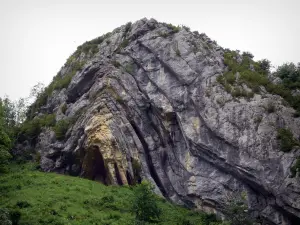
[0,101,12,173]
[221,192,253,225]
[257,59,271,74]
[264,101,276,113]
[19,114,56,141]
[275,62,300,90]
[124,63,134,74]
[120,39,129,49]
[53,119,70,140]
[165,23,181,33]
[124,22,132,33]
[61,104,67,114]
[132,181,161,224]
[277,128,299,152]
[217,50,300,114]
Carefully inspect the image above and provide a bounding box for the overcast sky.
[0,0,299,100]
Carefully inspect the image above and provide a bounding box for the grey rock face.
[30,19,300,224]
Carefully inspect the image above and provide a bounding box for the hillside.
[12,18,300,225]
[0,164,222,225]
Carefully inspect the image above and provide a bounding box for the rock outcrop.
[21,19,300,224]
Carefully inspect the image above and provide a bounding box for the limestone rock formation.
[19,18,300,224]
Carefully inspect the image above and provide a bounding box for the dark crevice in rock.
[126,170,134,185]
[190,140,269,195]
[114,162,123,185]
[188,140,300,223]
[128,118,167,197]
[128,54,174,105]
[146,106,166,148]
[137,40,187,85]
[273,205,300,225]
[67,66,101,103]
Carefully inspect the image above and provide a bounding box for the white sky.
[0,0,299,100]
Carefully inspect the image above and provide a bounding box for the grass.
[0,163,223,225]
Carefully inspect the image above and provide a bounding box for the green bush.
[231,87,247,98]
[20,114,56,140]
[124,63,134,74]
[277,128,299,152]
[264,101,276,113]
[221,192,253,225]
[276,63,300,89]
[242,51,254,59]
[124,22,132,33]
[182,25,190,32]
[218,50,300,115]
[61,104,67,114]
[16,201,31,209]
[0,145,12,173]
[256,59,271,74]
[120,39,129,49]
[158,31,169,38]
[224,72,236,84]
[165,23,180,33]
[80,42,99,55]
[132,181,161,224]
[53,119,70,140]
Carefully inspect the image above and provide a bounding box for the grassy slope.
[0,164,220,225]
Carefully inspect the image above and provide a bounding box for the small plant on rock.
[277,128,299,152]
[53,119,70,140]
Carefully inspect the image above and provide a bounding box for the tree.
[0,101,12,173]
[220,192,253,225]
[14,98,28,124]
[257,59,271,74]
[132,181,161,224]
[242,51,254,59]
[29,82,45,100]
[1,97,16,131]
[276,63,300,84]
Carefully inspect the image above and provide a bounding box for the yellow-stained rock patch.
[84,110,129,185]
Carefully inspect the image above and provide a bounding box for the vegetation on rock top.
[217,50,300,116]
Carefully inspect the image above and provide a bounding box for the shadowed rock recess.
[19,19,300,224]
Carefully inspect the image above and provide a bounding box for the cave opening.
[88,145,109,184]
